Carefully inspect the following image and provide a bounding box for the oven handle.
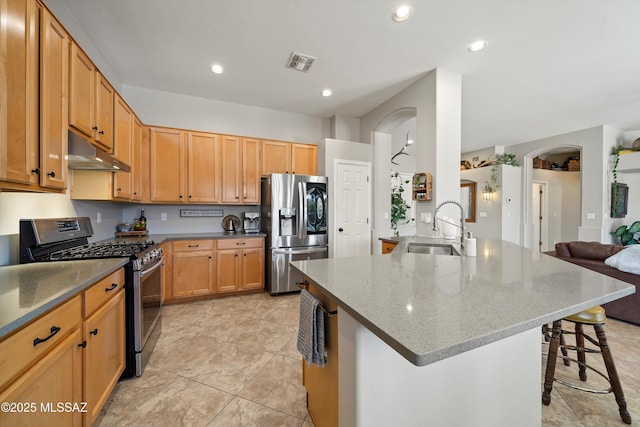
[139,257,164,278]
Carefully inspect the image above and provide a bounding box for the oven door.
[133,257,163,374]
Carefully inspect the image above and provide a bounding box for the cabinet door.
[241,248,264,290]
[291,143,317,175]
[216,249,240,293]
[187,132,219,203]
[0,328,83,427]
[172,250,215,297]
[68,42,94,138]
[131,117,143,201]
[261,140,291,175]
[94,72,114,151]
[39,8,68,190]
[242,137,260,203]
[220,135,241,203]
[112,95,133,199]
[0,0,39,185]
[83,289,125,427]
[150,127,184,202]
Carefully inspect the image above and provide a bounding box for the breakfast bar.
[291,237,635,426]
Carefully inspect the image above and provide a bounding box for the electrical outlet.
[96,212,102,223]
[479,212,487,218]
[586,213,596,220]
[161,212,167,221]
[384,212,389,220]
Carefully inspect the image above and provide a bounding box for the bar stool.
[542,306,631,424]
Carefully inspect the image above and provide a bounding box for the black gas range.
[19,217,163,378]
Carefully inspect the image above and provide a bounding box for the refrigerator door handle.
[273,247,328,255]
[299,181,308,239]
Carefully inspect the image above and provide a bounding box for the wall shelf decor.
[412,172,432,201]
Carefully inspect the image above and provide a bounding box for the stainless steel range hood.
[67,131,130,172]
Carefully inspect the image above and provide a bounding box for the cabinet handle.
[188,244,199,248]
[31,168,40,175]
[133,192,137,195]
[235,196,239,199]
[236,242,246,245]
[92,126,98,131]
[33,326,61,346]
[179,195,183,198]
[89,328,98,336]
[47,171,55,178]
[105,283,118,292]
[189,195,192,198]
[208,256,212,259]
[117,188,122,192]
[99,130,104,135]
[244,253,247,257]
[78,341,87,348]
[235,254,238,257]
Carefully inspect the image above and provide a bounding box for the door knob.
[338,228,343,232]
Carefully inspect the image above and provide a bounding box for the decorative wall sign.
[611,183,629,218]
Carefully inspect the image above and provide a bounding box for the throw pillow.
[604,245,640,275]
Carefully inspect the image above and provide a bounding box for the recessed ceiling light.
[321,89,332,97]
[467,40,488,52]
[392,5,413,22]
[210,64,224,74]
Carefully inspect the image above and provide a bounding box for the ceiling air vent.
[287,52,317,72]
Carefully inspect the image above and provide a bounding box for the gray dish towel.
[297,289,326,367]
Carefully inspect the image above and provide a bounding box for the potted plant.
[391,173,412,237]
[614,221,640,246]
[491,153,519,185]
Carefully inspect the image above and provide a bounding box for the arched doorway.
[522,146,582,250]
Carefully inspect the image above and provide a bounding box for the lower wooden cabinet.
[164,237,265,303]
[381,240,398,254]
[0,267,125,427]
[83,288,125,426]
[302,280,339,427]
[0,328,83,427]
[216,238,264,293]
[170,240,215,299]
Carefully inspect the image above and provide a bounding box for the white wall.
[329,115,361,142]
[361,69,462,241]
[122,85,324,144]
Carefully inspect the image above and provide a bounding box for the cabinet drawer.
[381,241,398,254]
[173,240,214,252]
[0,295,82,390]
[217,238,263,250]
[84,268,125,318]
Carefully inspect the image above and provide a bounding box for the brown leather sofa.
[546,241,640,325]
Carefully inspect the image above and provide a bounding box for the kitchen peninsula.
[291,237,635,427]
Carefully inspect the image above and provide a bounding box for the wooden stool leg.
[559,328,570,367]
[542,320,562,406]
[575,323,587,381]
[594,324,631,425]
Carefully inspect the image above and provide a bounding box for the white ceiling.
[51,0,640,152]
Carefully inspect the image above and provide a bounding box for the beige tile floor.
[96,292,639,426]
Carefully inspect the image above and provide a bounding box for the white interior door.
[334,160,371,258]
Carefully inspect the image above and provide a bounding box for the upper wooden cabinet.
[187,132,220,203]
[112,94,133,200]
[39,4,69,190]
[149,127,220,203]
[131,118,144,201]
[261,140,317,176]
[0,0,40,187]
[221,136,260,204]
[69,41,114,152]
[149,127,184,202]
[291,143,318,175]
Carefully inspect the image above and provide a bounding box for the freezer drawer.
[267,246,328,295]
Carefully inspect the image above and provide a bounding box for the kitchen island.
[291,237,635,427]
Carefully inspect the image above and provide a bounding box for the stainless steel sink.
[407,243,460,255]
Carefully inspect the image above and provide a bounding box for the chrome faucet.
[432,200,465,252]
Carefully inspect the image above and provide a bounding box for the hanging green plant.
[611,144,623,214]
[391,172,412,237]
[490,153,519,185]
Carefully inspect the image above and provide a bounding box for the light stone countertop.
[0,258,129,340]
[290,237,635,367]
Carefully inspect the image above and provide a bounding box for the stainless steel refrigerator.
[261,174,329,295]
